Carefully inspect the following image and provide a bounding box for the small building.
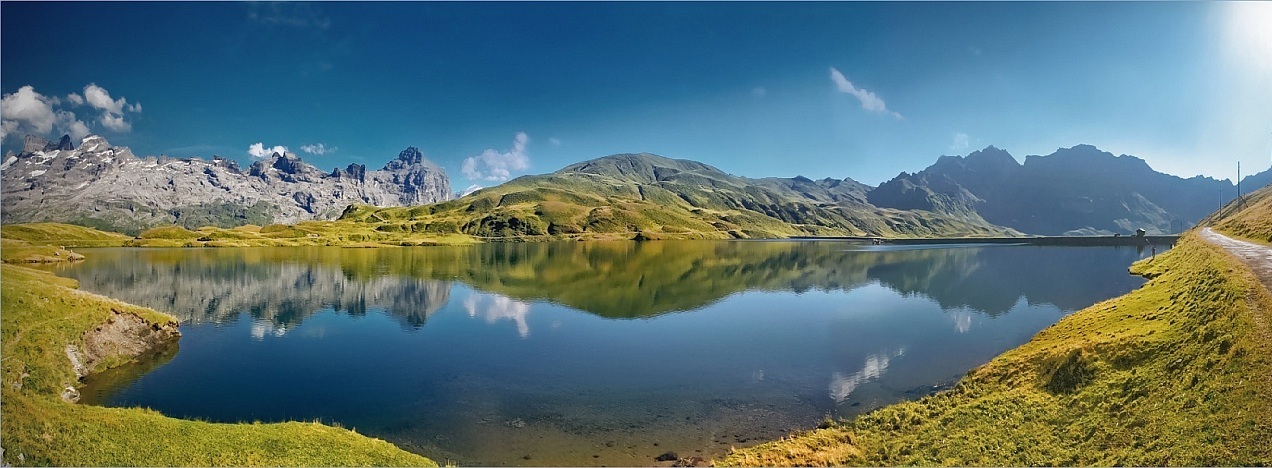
[1135,228,1146,237]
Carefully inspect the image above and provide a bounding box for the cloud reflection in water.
[464,292,532,338]
[829,347,907,403]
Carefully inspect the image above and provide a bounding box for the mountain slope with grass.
[341,153,1016,240]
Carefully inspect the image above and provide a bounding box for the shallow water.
[66,241,1155,466]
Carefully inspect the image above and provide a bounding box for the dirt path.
[1200,228,1272,293]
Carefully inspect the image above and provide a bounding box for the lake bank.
[791,234,1180,247]
[720,231,1272,465]
[0,263,437,466]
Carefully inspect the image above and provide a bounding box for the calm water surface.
[64,241,1156,465]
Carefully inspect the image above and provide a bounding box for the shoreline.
[790,234,1180,247]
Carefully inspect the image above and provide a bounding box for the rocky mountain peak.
[382,146,440,172]
[399,146,424,164]
[51,134,75,151]
[79,135,112,153]
[964,145,1018,167]
[19,134,76,153]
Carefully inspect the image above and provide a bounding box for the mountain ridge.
[340,151,1016,239]
[871,144,1270,236]
[1,135,452,234]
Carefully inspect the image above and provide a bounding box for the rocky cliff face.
[0,135,452,233]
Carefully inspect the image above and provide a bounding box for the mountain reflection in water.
[65,241,1148,331]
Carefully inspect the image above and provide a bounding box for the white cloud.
[99,112,131,132]
[951,132,970,151]
[1,86,58,136]
[462,132,530,181]
[752,86,768,98]
[66,93,84,106]
[829,67,904,120]
[82,83,139,134]
[460,184,483,197]
[1,85,93,144]
[0,121,17,143]
[56,111,91,140]
[300,143,335,155]
[84,83,128,114]
[248,142,288,159]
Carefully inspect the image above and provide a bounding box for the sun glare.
[1224,1,1272,76]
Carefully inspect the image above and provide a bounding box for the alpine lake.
[56,240,1159,466]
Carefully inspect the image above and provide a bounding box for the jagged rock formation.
[869,145,1249,235]
[1,135,452,234]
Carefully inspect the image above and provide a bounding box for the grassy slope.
[1210,183,1272,244]
[340,154,1016,241]
[0,220,480,248]
[721,233,1272,465]
[0,222,133,247]
[0,264,435,466]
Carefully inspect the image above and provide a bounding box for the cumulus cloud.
[82,83,140,134]
[99,112,131,132]
[248,142,288,158]
[1,85,94,144]
[84,83,128,114]
[462,132,530,181]
[829,67,904,120]
[1,86,57,136]
[300,143,335,155]
[56,110,91,140]
[951,132,970,151]
[66,93,84,106]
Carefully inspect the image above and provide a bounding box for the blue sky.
[2,2,1270,189]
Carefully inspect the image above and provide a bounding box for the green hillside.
[341,153,1017,240]
[0,222,132,247]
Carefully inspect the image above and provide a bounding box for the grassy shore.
[1,220,480,248]
[0,263,436,466]
[720,232,1272,465]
